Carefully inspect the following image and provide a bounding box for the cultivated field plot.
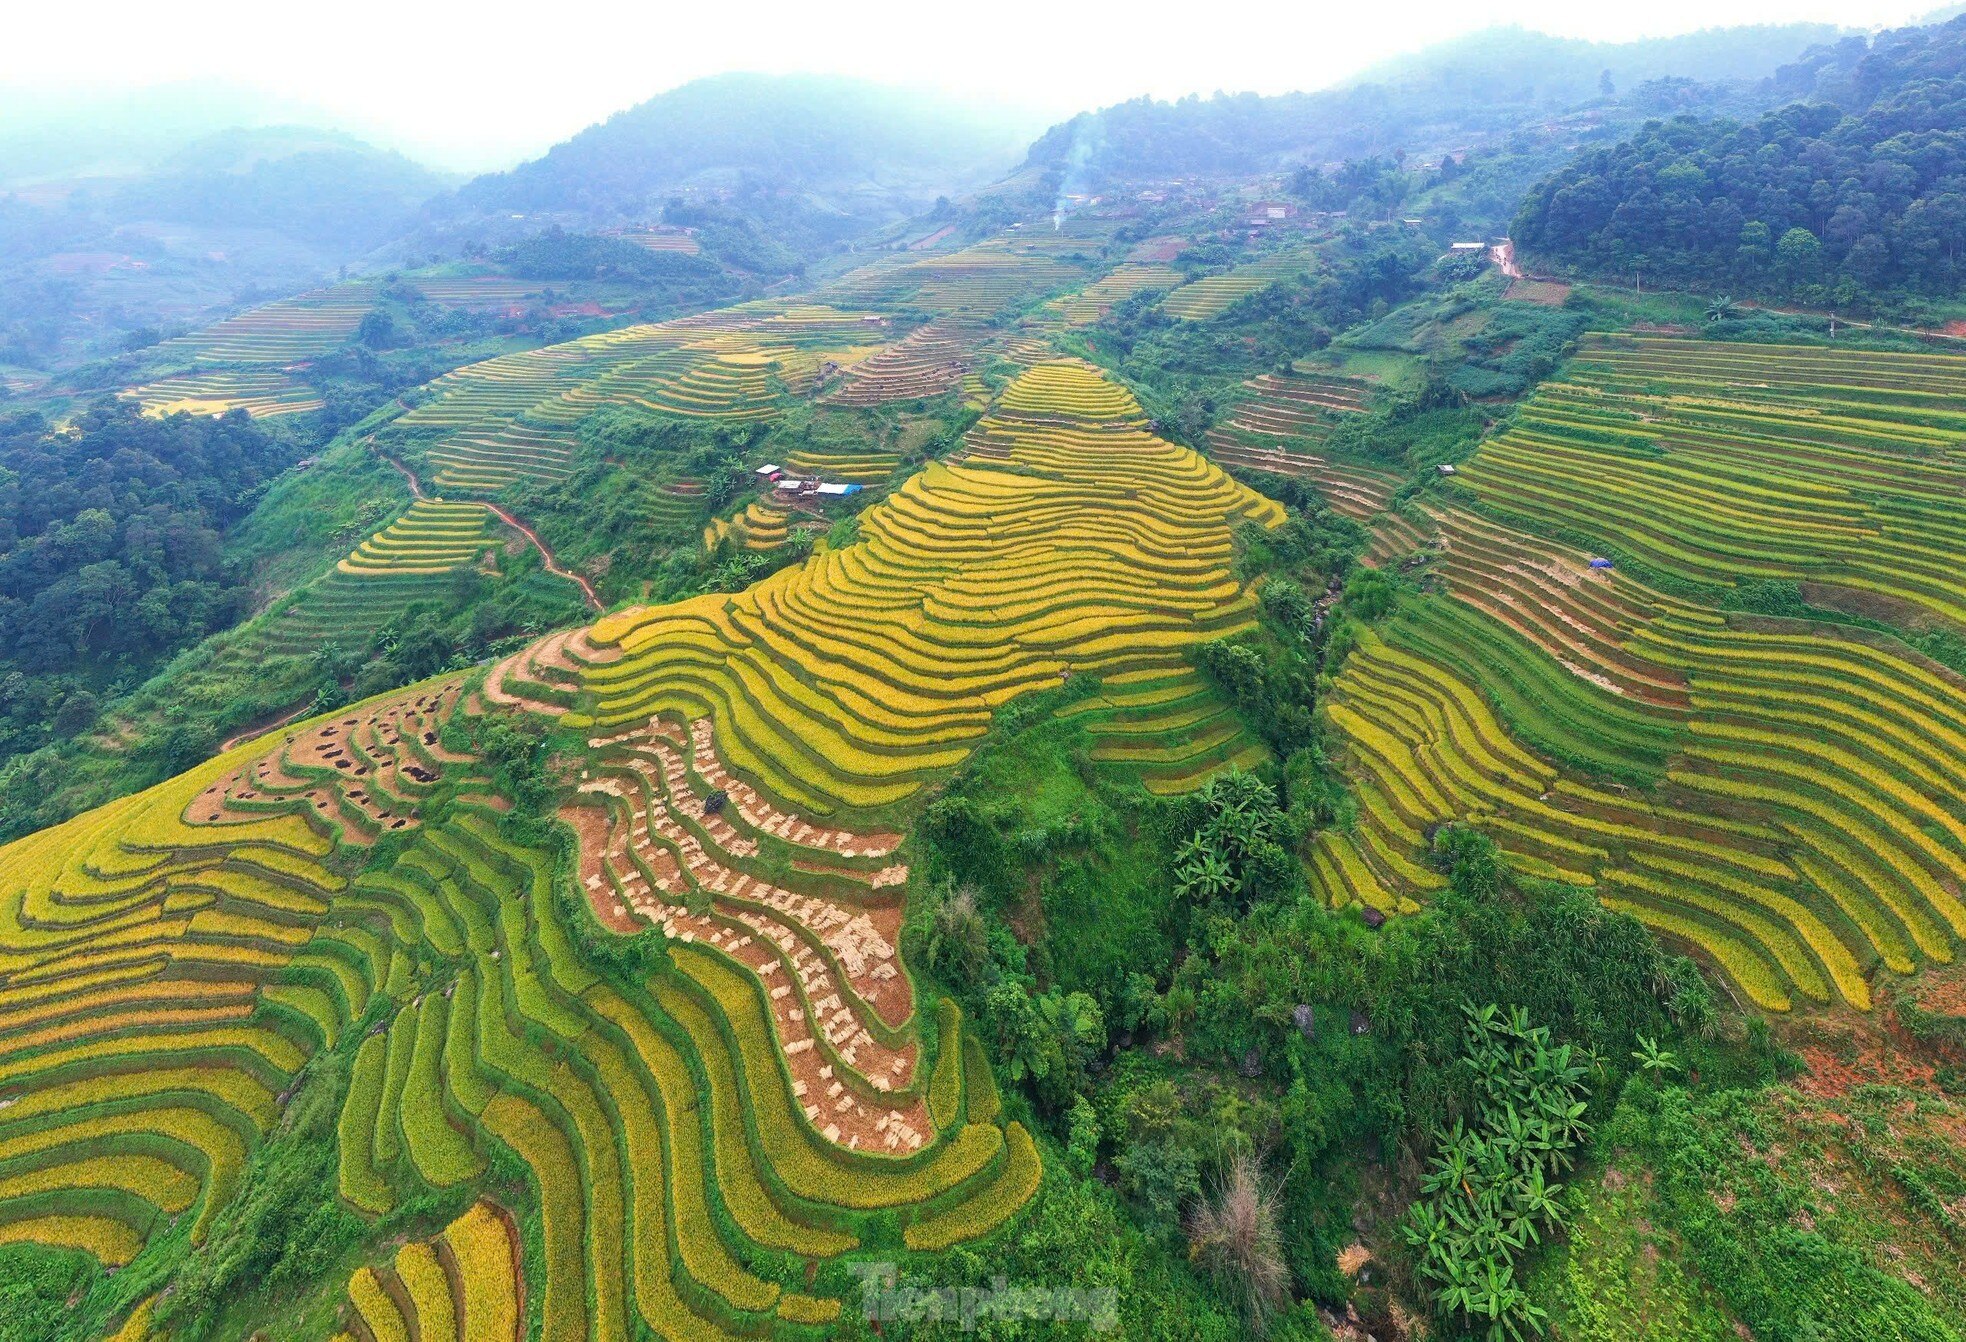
[704,499,807,553]
[782,443,904,484]
[1045,263,1183,326]
[1203,368,1374,468]
[822,318,980,406]
[818,240,1087,317]
[255,500,503,655]
[127,368,323,418]
[563,361,1284,817]
[408,276,554,308]
[612,227,702,254]
[0,649,1035,1338]
[1456,335,1966,628]
[337,499,495,576]
[1058,667,1268,795]
[152,282,380,363]
[335,1200,521,1342]
[1307,495,1966,1015]
[1161,251,1314,321]
[384,302,894,493]
[1126,235,1189,264]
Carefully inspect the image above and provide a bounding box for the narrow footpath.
[219,699,315,752]
[372,444,603,613]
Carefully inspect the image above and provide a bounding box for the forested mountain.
[107,128,448,250]
[0,127,450,366]
[416,74,1040,257]
[1514,14,1966,306]
[1019,23,1842,187]
[0,83,332,186]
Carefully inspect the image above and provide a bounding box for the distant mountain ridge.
[418,73,1042,252]
[1018,22,1846,186]
[0,83,341,186]
[0,125,450,366]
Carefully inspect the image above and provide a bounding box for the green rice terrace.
[151,284,384,364]
[0,344,1290,1340]
[9,131,1966,1342]
[1455,336,1966,627]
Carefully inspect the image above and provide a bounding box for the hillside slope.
[0,358,1278,1338]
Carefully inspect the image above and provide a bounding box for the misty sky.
[4,0,1942,170]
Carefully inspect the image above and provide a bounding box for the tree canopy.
[1514,15,1966,307]
[0,399,299,745]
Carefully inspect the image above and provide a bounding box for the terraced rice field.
[819,241,1086,317]
[127,369,323,418]
[1058,668,1269,794]
[557,360,1283,817]
[0,344,1284,1335]
[1046,264,1182,325]
[1455,335,1966,629]
[704,500,805,553]
[256,501,502,654]
[783,438,905,484]
[387,305,892,493]
[409,277,553,308]
[1161,251,1313,321]
[338,500,495,576]
[153,283,380,363]
[614,228,702,254]
[332,1201,519,1342]
[1307,489,1966,1015]
[0,651,1035,1338]
[823,319,979,405]
[1204,369,1374,469]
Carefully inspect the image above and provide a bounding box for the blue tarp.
[1589,558,1614,569]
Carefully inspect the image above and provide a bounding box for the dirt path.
[1732,299,1966,344]
[481,500,603,611]
[373,446,602,613]
[1492,240,1523,279]
[220,698,314,752]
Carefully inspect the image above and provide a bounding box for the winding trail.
[481,500,604,611]
[220,699,314,752]
[372,445,603,612]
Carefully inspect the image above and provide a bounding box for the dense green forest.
[1516,15,1966,307]
[0,401,301,755]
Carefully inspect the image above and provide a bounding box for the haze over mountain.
[0,126,451,366]
[412,74,1044,251]
[1021,22,1847,189]
[0,82,339,186]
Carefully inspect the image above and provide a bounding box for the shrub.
[1189,1150,1291,1336]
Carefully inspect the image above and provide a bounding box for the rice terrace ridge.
[2,7,1966,1341]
